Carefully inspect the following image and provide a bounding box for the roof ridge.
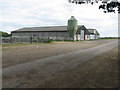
[20,25,84,29]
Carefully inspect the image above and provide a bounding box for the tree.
[67,0,120,13]
[0,31,11,37]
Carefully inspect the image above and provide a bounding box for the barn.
[88,29,100,39]
[11,16,100,43]
[11,25,90,42]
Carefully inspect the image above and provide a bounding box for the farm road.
[3,40,118,86]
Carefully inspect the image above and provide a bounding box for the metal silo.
[67,16,78,40]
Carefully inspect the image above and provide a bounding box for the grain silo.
[67,16,78,40]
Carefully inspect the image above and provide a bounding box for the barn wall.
[12,31,71,42]
[90,35,96,39]
[85,35,90,40]
[12,30,99,42]
[76,35,80,41]
[89,34,100,39]
[96,35,100,39]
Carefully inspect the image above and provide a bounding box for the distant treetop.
[67,0,120,13]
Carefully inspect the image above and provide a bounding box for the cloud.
[0,0,118,37]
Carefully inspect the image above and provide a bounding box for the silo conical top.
[68,16,77,20]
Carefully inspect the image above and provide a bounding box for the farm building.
[11,16,100,43]
[11,25,90,42]
[88,29,100,39]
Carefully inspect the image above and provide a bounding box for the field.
[2,39,119,88]
[2,40,113,67]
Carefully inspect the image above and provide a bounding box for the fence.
[1,37,52,44]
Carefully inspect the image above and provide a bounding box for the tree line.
[0,31,11,37]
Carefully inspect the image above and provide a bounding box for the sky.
[0,0,118,37]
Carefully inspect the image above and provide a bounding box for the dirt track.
[2,40,114,67]
[2,39,119,88]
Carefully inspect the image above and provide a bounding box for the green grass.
[2,42,53,47]
[53,40,76,42]
[99,38,119,39]
[1,40,81,47]
[0,39,100,47]
[85,38,118,41]
[2,38,117,47]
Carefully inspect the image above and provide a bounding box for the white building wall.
[96,35,100,39]
[77,35,80,40]
[85,35,90,40]
[90,35,96,39]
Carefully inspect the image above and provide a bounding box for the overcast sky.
[0,0,118,37]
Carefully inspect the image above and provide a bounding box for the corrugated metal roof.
[12,25,84,32]
[88,29,95,33]
[12,25,99,35]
